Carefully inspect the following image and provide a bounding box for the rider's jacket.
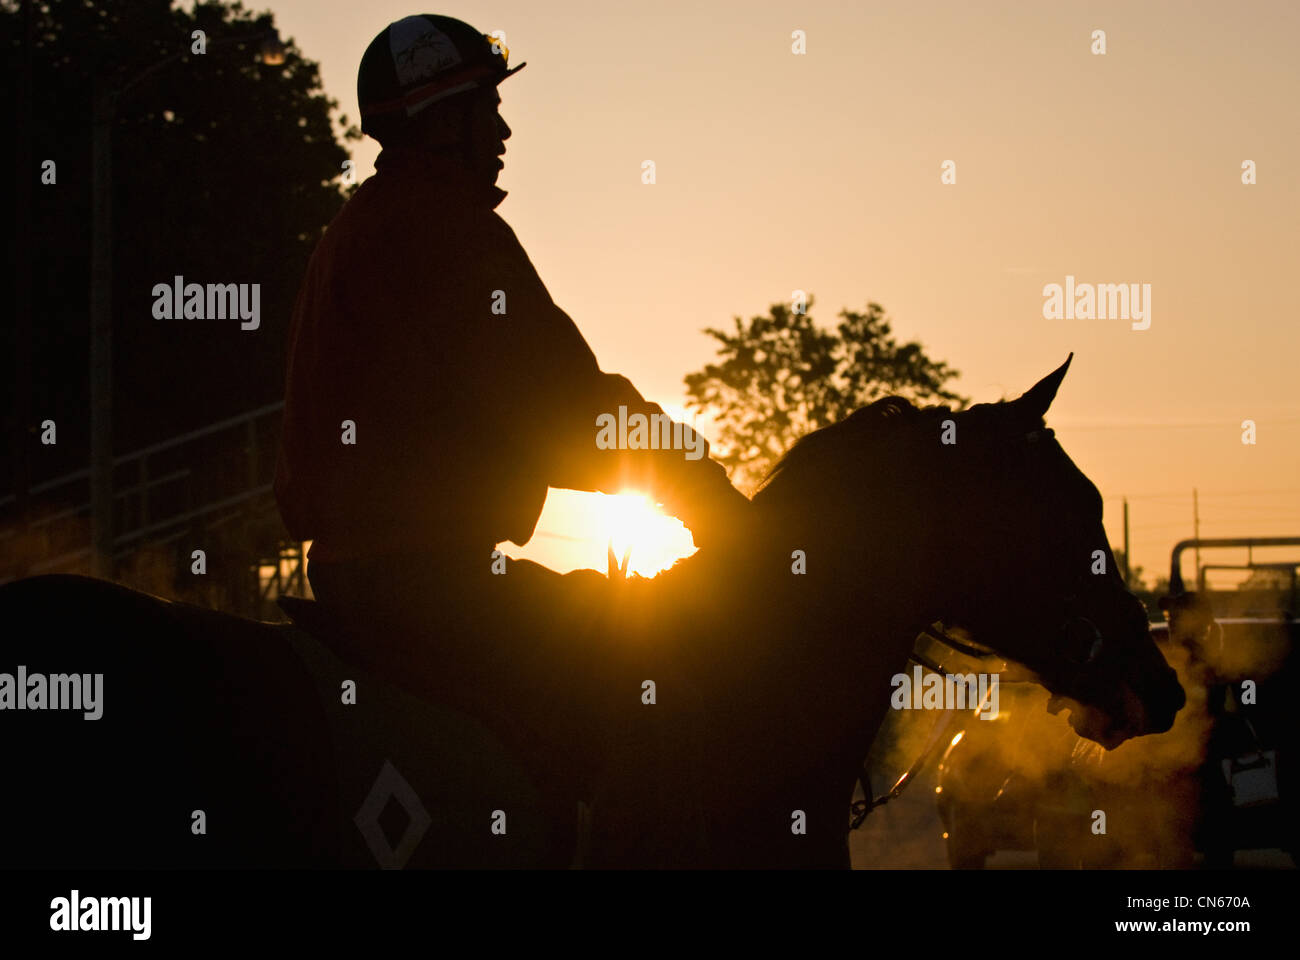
[275,145,742,562]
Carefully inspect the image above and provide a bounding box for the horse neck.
[686,495,952,864]
[752,487,951,687]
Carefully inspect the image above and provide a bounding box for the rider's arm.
[483,220,747,543]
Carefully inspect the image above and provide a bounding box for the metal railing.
[1,402,288,591]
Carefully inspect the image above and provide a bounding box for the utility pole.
[87,28,284,579]
[11,0,34,573]
[89,85,116,578]
[1193,488,1201,590]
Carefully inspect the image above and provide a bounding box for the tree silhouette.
[1,0,359,487]
[684,298,967,491]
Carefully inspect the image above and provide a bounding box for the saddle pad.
[280,624,561,867]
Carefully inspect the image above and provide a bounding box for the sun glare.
[600,491,696,578]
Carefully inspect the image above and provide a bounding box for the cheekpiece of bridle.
[1009,425,1108,687]
[849,424,1111,829]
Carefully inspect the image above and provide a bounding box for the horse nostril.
[1144,672,1184,734]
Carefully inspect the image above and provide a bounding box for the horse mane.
[753,395,1034,505]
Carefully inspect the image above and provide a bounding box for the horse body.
[0,518,933,870]
[0,574,564,869]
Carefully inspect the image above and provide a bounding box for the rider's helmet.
[358,14,526,146]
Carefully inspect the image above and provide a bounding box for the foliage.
[1,0,359,481]
[684,297,967,491]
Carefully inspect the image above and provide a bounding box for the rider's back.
[275,146,595,562]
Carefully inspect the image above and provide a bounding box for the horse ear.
[1015,353,1073,422]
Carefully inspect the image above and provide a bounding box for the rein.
[848,611,1107,830]
[849,624,992,829]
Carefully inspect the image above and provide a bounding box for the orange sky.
[264,0,1300,584]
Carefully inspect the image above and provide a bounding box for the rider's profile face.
[466,89,511,177]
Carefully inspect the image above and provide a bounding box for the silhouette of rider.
[273,15,743,855]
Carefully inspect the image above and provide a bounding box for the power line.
[1104,488,1300,502]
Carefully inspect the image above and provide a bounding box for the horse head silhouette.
[748,354,1184,753]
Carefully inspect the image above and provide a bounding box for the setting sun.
[599,491,696,578]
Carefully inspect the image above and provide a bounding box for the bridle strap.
[918,624,994,661]
[849,625,988,829]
